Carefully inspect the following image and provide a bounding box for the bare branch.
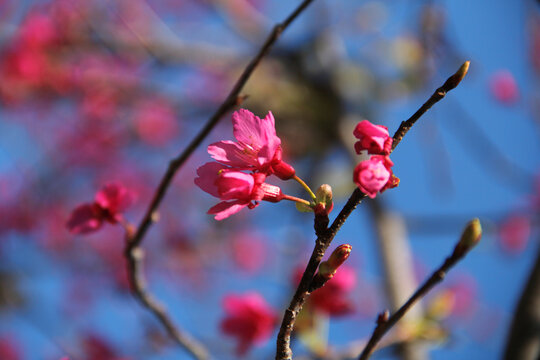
[357,219,482,360]
[275,61,471,360]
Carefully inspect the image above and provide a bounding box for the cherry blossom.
[220,292,278,355]
[194,162,284,220]
[207,109,295,180]
[66,183,134,234]
[353,120,393,155]
[353,155,398,198]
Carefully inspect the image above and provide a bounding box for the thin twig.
[275,61,470,360]
[357,219,481,360]
[123,1,317,359]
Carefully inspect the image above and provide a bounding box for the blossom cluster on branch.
[352,120,400,198]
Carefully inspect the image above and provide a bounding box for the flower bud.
[315,184,333,215]
[318,244,352,279]
[454,218,482,256]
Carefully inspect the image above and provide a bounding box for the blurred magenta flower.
[66,183,135,234]
[195,162,284,220]
[489,70,519,104]
[310,265,357,316]
[353,120,393,155]
[132,97,179,146]
[353,155,398,198]
[208,109,295,180]
[220,292,278,355]
[499,215,531,254]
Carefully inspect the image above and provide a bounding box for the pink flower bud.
[353,155,395,198]
[353,120,393,155]
[319,244,352,279]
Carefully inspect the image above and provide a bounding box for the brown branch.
[357,219,481,360]
[275,61,470,360]
[129,0,316,250]
[122,1,317,359]
[125,245,209,360]
[503,244,540,360]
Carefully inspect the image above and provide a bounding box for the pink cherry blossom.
[353,120,393,155]
[66,183,135,234]
[194,162,284,220]
[353,155,396,198]
[220,292,278,355]
[208,109,295,180]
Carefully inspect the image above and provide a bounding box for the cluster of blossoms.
[195,109,297,220]
[66,183,135,234]
[352,120,399,198]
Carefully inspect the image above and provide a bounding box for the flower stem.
[282,194,311,206]
[293,175,316,200]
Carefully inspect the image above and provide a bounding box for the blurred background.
[0,0,538,359]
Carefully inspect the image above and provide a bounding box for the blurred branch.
[275,61,470,360]
[125,245,209,360]
[368,200,427,360]
[357,219,482,360]
[122,1,317,358]
[503,244,540,360]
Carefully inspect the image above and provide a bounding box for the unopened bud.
[443,61,470,91]
[318,244,352,278]
[454,218,482,256]
[315,184,333,214]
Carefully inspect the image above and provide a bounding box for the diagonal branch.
[357,219,482,360]
[275,61,470,360]
[123,1,318,359]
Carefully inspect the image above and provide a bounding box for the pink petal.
[94,183,134,214]
[208,200,248,220]
[217,171,254,200]
[208,140,255,168]
[232,109,280,154]
[66,203,103,234]
[194,162,229,198]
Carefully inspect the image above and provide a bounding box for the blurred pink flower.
[18,13,58,49]
[208,109,295,180]
[499,215,531,254]
[0,337,20,360]
[353,155,397,198]
[353,120,393,155]
[489,70,519,104]
[232,232,267,273]
[220,292,278,355]
[83,334,130,360]
[310,265,356,316]
[66,183,135,234]
[195,162,284,220]
[133,98,179,146]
